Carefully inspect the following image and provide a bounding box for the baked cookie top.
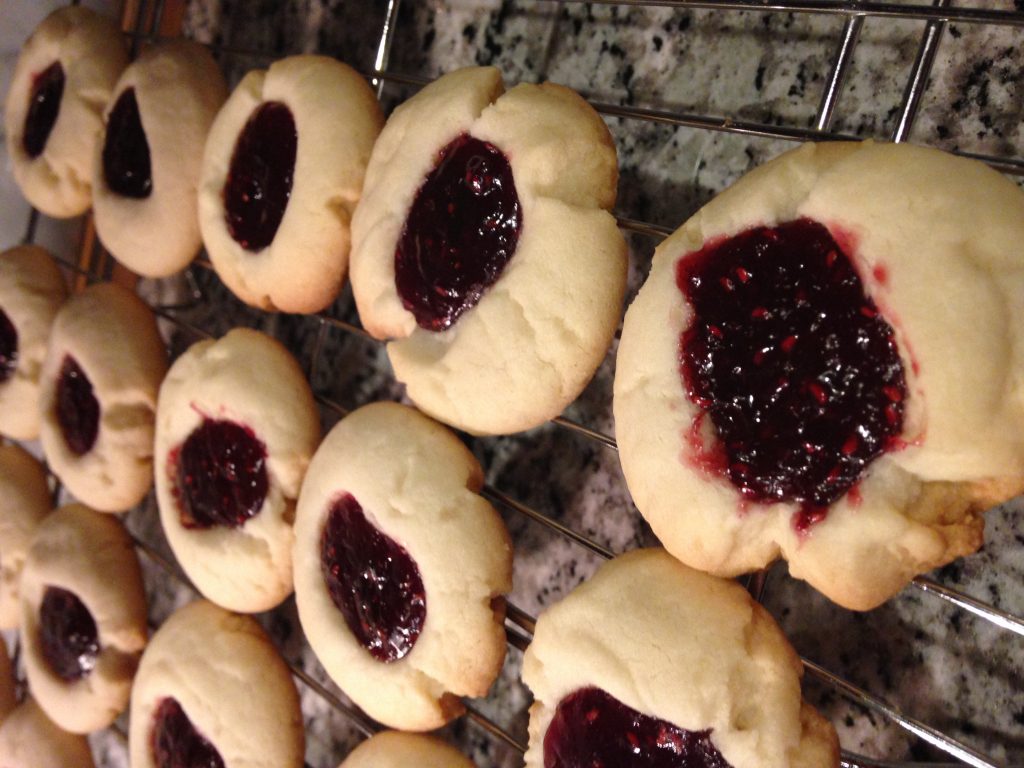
[38,282,166,512]
[3,6,128,217]
[0,698,95,768]
[294,401,513,731]
[339,731,476,768]
[522,548,839,768]
[154,328,319,613]
[614,141,1024,611]
[20,503,147,734]
[199,54,383,313]
[350,66,627,435]
[0,245,68,440]
[128,600,304,768]
[93,39,228,277]
[0,444,51,630]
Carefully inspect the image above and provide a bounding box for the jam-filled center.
[223,101,297,252]
[320,493,426,662]
[39,586,99,682]
[677,218,906,531]
[151,697,225,768]
[174,419,269,530]
[23,61,64,159]
[544,687,732,768]
[103,88,152,199]
[0,308,18,384]
[56,356,100,456]
[395,133,522,331]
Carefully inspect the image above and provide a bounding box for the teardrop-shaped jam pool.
[222,101,296,252]
[103,88,152,199]
[23,61,64,159]
[320,493,426,662]
[544,687,732,768]
[151,697,225,768]
[0,308,18,384]
[677,218,906,532]
[56,356,100,456]
[395,133,522,331]
[173,419,268,529]
[39,586,99,682]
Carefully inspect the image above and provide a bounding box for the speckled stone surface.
[4,1,1022,767]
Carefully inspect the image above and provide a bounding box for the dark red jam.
[56,356,100,456]
[677,218,906,531]
[174,419,268,529]
[544,688,731,768]
[395,133,522,331]
[320,493,426,662]
[102,88,152,199]
[151,697,225,768]
[23,61,64,158]
[223,101,296,251]
[0,308,17,384]
[38,586,99,682]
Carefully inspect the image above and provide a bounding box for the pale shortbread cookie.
[93,40,228,277]
[0,698,95,768]
[199,55,383,313]
[38,282,167,512]
[21,504,147,734]
[350,66,627,435]
[0,638,15,724]
[0,245,68,440]
[339,731,476,768]
[4,6,128,218]
[523,549,839,768]
[294,401,512,731]
[154,328,319,613]
[128,600,304,768]
[614,141,1024,611]
[0,444,51,629]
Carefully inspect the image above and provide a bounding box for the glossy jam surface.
[0,308,17,384]
[395,133,522,331]
[544,688,732,768]
[102,88,152,199]
[38,586,99,681]
[23,61,64,158]
[174,419,268,529]
[677,218,906,531]
[320,493,426,662]
[56,356,100,456]
[223,101,296,251]
[152,697,225,768]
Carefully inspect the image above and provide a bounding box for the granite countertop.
[6,1,1022,766]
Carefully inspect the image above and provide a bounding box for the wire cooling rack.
[5,0,1024,767]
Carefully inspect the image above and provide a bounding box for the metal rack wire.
[6,0,1024,767]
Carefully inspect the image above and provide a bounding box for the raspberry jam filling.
[0,308,17,384]
[23,61,64,158]
[677,218,906,531]
[102,88,152,199]
[223,101,296,252]
[395,133,522,331]
[56,356,100,456]
[151,697,225,768]
[320,493,426,662]
[544,687,731,768]
[39,586,99,682]
[174,419,268,529]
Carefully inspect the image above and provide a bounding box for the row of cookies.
[6,7,625,441]
[0,453,841,768]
